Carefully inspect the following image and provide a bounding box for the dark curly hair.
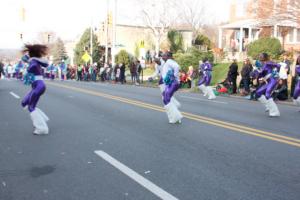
[259,53,269,62]
[22,44,48,58]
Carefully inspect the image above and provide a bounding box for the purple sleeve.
[203,63,212,71]
[296,65,300,75]
[258,63,268,78]
[207,63,212,71]
[27,60,43,75]
[27,62,38,74]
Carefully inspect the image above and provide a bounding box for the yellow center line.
[48,82,300,148]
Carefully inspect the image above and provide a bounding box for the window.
[236,0,248,18]
[288,29,294,42]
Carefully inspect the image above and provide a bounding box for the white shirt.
[278,62,288,80]
[141,59,146,69]
[7,65,14,74]
[162,59,180,81]
[151,59,165,78]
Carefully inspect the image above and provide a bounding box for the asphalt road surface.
[1,78,299,200]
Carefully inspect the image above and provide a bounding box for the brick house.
[219,0,300,57]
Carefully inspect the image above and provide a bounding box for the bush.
[167,30,184,53]
[173,47,214,72]
[194,34,213,50]
[247,37,282,60]
[115,50,130,67]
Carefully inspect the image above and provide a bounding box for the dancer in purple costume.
[293,56,300,108]
[149,58,181,108]
[161,52,183,124]
[21,44,50,134]
[198,58,216,100]
[256,53,280,117]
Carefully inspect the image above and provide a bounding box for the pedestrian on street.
[21,44,50,135]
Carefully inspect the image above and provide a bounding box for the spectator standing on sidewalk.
[130,61,137,84]
[119,63,126,84]
[0,61,4,79]
[187,66,196,88]
[278,61,289,99]
[227,59,239,94]
[240,58,253,95]
[136,60,142,84]
[77,65,83,81]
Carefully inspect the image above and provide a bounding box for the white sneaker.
[198,85,207,96]
[30,110,49,135]
[266,98,280,117]
[207,86,216,100]
[171,97,181,108]
[258,95,269,112]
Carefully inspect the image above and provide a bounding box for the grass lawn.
[211,62,243,86]
[129,62,243,88]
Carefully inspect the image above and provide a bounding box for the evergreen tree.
[115,50,130,67]
[167,30,184,53]
[194,34,212,50]
[74,28,101,65]
[51,38,68,65]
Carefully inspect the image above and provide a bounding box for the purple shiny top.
[200,61,212,72]
[296,65,300,76]
[259,61,280,78]
[27,58,49,76]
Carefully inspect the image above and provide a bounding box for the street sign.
[82,52,91,63]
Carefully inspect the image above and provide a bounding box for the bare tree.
[256,0,300,49]
[35,31,57,44]
[176,0,208,44]
[273,0,300,49]
[137,0,179,54]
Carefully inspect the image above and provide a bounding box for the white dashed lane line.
[94,150,179,200]
[10,92,20,99]
[179,95,228,104]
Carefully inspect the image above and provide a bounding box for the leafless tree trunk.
[137,0,179,54]
[176,0,208,44]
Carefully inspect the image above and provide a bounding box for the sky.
[0,0,230,49]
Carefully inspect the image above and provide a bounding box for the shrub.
[167,30,184,53]
[247,37,282,60]
[194,34,213,50]
[174,47,214,72]
[115,50,130,67]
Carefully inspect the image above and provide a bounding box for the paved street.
[1,79,300,200]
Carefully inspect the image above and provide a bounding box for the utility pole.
[90,20,93,65]
[111,0,117,68]
[105,0,109,66]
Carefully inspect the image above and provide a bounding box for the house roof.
[220,19,260,29]
[258,19,298,27]
[221,18,299,29]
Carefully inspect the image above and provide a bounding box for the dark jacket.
[241,64,253,79]
[227,62,239,81]
[0,62,3,72]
